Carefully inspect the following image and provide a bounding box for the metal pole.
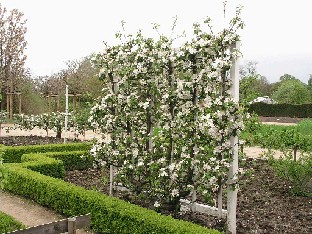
[64,83,69,143]
[227,41,240,234]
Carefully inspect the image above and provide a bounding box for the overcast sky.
[2,0,312,83]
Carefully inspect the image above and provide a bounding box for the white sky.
[2,0,312,83]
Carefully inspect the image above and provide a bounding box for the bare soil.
[260,116,303,124]
[64,158,312,233]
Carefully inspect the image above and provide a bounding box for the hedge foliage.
[20,153,65,179]
[2,143,220,234]
[1,142,91,163]
[25,150,94,171]
[0,211,26,233]
[248,103,312,118]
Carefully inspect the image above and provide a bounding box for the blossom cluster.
[90,11,244,209]
[4,112,91,138]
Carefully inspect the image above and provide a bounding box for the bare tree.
[65,57,102,109]
[0,4,27,115]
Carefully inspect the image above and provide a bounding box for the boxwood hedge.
[0,211,26,233]
[1,142,91,163]
[2,143,220,234]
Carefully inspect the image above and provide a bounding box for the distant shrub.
[297,119,312,136]
[249,103,312,118]
[268,153,312,197]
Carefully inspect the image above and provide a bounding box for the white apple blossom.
[154,201,160,208]
[171,189,179,197]
[89,11,245,209]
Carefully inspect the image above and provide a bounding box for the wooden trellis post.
[227,40,240,234]
[64,82,69,143]
[47,94,60,112]
[6,92,22,119]
[18,93,22,114]
[109,74,118,196]
[68,93,81,112]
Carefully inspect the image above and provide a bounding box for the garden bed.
[65,159,312,233]
[1,136,311,233]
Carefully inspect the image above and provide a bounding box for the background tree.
[66,56,102,100]
[239,61,271,103]
[308,75,312,90]
[272,79,312,104]
[19,70,47,114]
[36,72,65,112]
[279,73,296,81]
[33,56,102,113]
[0,4,27,113]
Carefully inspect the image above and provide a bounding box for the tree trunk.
[56,126,62,138]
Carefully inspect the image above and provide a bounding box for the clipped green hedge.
[21,153,65,179]
[4,167,219,234]
[1,142,91,163]
[0,211,26,233]
[2,144,220,234]
[39,150,93,171]
[248,102,312,118]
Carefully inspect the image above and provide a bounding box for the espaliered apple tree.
[89,10,244,212]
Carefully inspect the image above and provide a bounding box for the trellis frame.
[181,41,240,234]
[226,40,240,234]
[101,40,241,234]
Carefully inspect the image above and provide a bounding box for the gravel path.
[0,191,62,227]
[0,191,93,233]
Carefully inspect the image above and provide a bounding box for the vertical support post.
[57,95,60,112]
[73,94,76,112]
[48,95,51,113]
[18,93,22,114]
[9,79,13,119]
[217,186,223,217]
[109,76,118,196]
[191,191,197,212]
[109,164,114,196]
[68,217,76,234]
[64,83,69,143]
[9,93,13,119]
[6,93,9,119]
[227,41,240,234]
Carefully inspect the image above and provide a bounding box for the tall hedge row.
[248,103,312,118]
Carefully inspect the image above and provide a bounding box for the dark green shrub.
[249,103,312,118]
